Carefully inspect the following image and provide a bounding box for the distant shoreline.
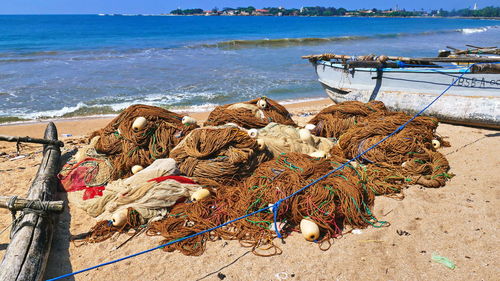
[0,14,498,20]
[95,14,500,20]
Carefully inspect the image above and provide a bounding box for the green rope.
[350,196,387,228]
[127,147,139,157]
[334,174,349,181]
[432,172,453,179]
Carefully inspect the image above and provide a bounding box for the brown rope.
[204,97,296,128]
[169,127,272,180]
[89,104,198,179]
[308,100,387,139]
[75,208,143,245]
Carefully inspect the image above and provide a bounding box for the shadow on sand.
[43,149,76,281]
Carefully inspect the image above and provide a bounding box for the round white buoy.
[300,218,320,241]
[247,128,259,138]
[191,189,211,202]
[131,165,144,174]
[257,98,267,109]
[117,128,122,135]
[308,150,326,158]
[132,117,147,131]
[432,139,441,149]
[305,124,316,131]
[111,209,129,227]
[182,116,197,126]
[402,161,408,168]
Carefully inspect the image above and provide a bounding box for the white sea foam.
[9,94,328,122]
[22,102,89,119]
[459,26,493,34]
[171,103,218,113]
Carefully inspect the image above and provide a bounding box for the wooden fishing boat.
[0,122,63,281]
[303,53,500,129]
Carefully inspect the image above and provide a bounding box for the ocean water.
[0,15,499,121]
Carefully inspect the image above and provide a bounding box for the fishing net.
[255,123,334,158]
[75,207,144,245]
[89,104,198,180]
[73,100,454,256]
[59,137,113,199]
[147,153,385,256]
[169,126,272,180]
[308,101,387,139]
[65,158,201,220]
[338,112,448,165]
[204,97,296,129]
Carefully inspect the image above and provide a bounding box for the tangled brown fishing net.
[337,112,448,165]
[319,107,453,191]
[147,153,386,256]
[77,100,454,257]
[169,127,272,180]
[308,101,387,139]
[74,207,144,245]
[89,104,197,180]
[204,97,296,129]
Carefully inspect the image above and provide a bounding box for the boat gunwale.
[315,60,491,74]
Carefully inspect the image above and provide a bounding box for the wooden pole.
[0,196,64,213]
[0,122,62,281]
[0,135,64,147]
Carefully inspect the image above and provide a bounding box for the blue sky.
[0,0,498,14]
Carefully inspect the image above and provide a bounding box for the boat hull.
[314,61,500,129]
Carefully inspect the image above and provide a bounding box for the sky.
[0,0,498,15]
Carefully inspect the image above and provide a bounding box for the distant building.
[254,9,270,15]
[223,9,237,15]
[473,3,478,10]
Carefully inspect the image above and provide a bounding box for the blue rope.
[273,199,284,238]
[47,63,476,281]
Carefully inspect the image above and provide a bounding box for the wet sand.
[0,98,498,280]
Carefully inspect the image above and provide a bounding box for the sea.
[0,15,499,122]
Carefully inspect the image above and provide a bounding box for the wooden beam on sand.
[0,122,62,281]
[0,196,64,213]
[0,134,64,147]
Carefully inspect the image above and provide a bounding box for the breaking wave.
[459,25,496,34]
[195,28,489,49]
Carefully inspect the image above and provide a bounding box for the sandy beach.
[0,98,498,281]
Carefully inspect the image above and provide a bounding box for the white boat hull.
[313,61,500,129]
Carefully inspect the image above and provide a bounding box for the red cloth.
[82,186,106,200]
[147,175,197,185]
[58,158,107,200]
